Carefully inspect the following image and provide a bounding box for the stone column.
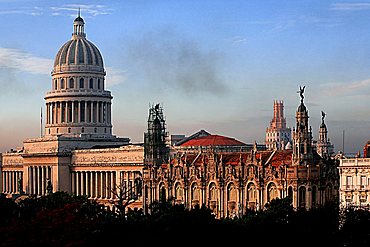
[41,166,45,195]
[108,102,111,124]
[96,102,100,123]
[89,101,93,123]
[78,101,81,123]
[95,172,98,198]
[46,103,49,124]
[1,171,4,193]
[84,101,88,123]
[101,172,105,198]
[28,167,32,194]
[33,167,37,195]
[100,102,104,124]
[72,101,75,123]
[71,172,75,194]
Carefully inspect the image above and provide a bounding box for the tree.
[109,177,142,219]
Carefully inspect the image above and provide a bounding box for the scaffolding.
[144,103,169,167]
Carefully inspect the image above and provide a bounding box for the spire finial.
[297,85,305,103]
[78,7,80,17]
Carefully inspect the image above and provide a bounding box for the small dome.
[53,38,104,68]
[74,16,84,23]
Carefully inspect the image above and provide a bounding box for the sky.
[0,0,370,155]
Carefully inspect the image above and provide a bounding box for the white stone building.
[338,157,370,208]
[0,14,144,210]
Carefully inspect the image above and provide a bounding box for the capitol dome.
[45,14,113,138]
[52,15,104,74]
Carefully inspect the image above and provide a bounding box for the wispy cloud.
[229,36,247,45]
[0,6,43,16]
[0,47,52,75]
[105,67,127,87]
[0,4,112,18]
[50,4,112,18]
[330,3,370,11]
[321,79,370,96]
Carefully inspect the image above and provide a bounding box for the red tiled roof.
[270,150,292,167]
[179,135,246,147]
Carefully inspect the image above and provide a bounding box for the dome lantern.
[73,9,85,38]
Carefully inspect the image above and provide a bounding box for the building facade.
[338,142,370,208]
[0,15,145,210]
[143,88,339,218]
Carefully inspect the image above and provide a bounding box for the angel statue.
[321,110,326,122]
[297,86,305,102]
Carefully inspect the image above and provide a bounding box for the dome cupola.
[52,11,104,75]
[45,14,113,138]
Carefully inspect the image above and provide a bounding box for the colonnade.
[71,171,116,199]
[1,171,22,194]
[71,170,142,200]
[28,166,52,196]
[46,101,111,125]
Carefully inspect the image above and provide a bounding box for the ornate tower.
[265,100,291,150]
[292,86,313,165]
[144,103,169,167]
[316,111,334,158]
[44,13,113,137]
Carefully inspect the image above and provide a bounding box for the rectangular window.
[361,176,367,189]
[346,176,352,189]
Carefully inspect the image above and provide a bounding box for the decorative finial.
[297,85,305,103]
[321,110,326,122]
[78,7,80,17]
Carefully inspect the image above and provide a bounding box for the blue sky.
[1,0,370,154]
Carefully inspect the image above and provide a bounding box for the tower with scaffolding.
[144,103,169,167]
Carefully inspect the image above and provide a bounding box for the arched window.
[97,79,101,89]
[175,183,183,201]
[68,128,71,133]
[299,186,306,208]
[94,127,97,133]
[191,183,199,202]
[227,183,237,202]
[89,78,94,89]
[79,78,84,89]
[81,127,84,133]
[247,183,256,202]
[60,79,65,89]
[69,78,74,88]
[159,184,166,203]
[54,80,58,90]
[267,182,278,202]
[209,183,217,201]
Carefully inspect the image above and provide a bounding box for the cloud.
[330,3,370,11]
[105,67,127,87]
[125,29,229,96]
[0,47,52,75]
[0,6,43,16]
[229,36,247,45]
[50,4,112,18]
[321,79,370,96]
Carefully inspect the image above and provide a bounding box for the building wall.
[339,158,370,208]
[1,143,145,210]
[143,149,338,218]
